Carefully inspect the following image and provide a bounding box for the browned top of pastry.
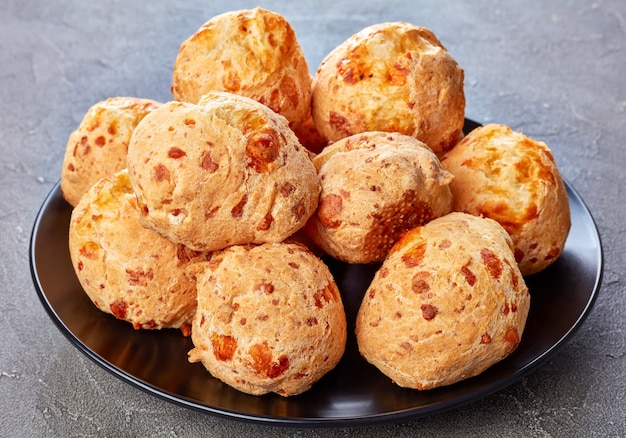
[441,123,571,275]
[312,21,465,154]
[172,7,312,126]
[61,96,161,206]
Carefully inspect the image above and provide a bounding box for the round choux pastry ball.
[304,131,454,264]
[440,124,571,275]
[68,169,211,335]
[356,212,530,390]
[61,97,161,207]
[172,7,312,127]
[312,21,465,154]
[188,241,347,396]
[126,91,320,252]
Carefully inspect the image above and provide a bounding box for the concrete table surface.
[1,0,624,436]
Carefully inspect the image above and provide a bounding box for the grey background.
[1,0,624,436]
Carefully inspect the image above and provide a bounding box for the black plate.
[30,140,602,427]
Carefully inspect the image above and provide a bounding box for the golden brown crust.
[356,212,530,390]
[304,131,454,264]
[126,91,320,252]
[440,124,571,275]
[188,242,347,396]
[311,22,465,154]
[68,169,211,333]
[60,97,161,207]
[172,7,312,126]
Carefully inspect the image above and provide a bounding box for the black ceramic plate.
[30,130,602,427]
